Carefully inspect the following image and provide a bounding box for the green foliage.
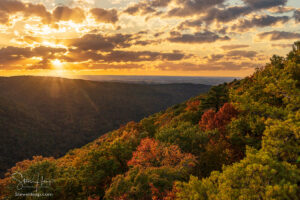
[105,166,187,200]
[200,84,229,112]
[262,117,300,164]
[176,148,300,200]
[155,122,208,155]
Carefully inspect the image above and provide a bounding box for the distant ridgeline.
[71,75,238,85]
[0,42,299,199]
[0,78,211,177]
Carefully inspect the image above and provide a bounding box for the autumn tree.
[128,138,196,168]
[199,103,238,132]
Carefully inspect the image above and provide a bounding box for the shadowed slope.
[0,76,211,176]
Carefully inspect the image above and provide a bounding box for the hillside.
[0,76,211,177]
[0,42,299,199]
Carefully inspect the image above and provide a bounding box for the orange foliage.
[199,109,216,130]
[199,103,238,132]
[154,112,173,127]
[127,138,195,168]
[185,100,201,111]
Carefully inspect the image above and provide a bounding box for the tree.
[270,55,285,69]
[128,138,196,168]
[199,103,238,132]
[200,84,229,112]
[155,122,208,155]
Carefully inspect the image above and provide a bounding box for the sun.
[51,59,65,76]
[51,59,63,69]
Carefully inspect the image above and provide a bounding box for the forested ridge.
[0,77,210,178]
[0,42,299,199]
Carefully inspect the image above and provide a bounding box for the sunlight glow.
[52,59,63,69]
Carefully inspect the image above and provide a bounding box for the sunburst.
[51,59,63,69]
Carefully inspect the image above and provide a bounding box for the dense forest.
[0,42,299,200]
[0,77,210,177]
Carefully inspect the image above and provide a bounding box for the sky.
[0,0,299,77]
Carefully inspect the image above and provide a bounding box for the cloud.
[177,6,253,28]
[0,46,66,68]
[220,45,250,50]
[167,0,226,17]
[156,61,255,71]
[177,18,203,30]
[123,0,172,15]
[207,54,224,62]
[90,8,119,24]
[207,50,258,63]
[294,10,300,23]
[177,0,289,26]
[0,2,51,24]
[124,0,225,17]
[257,31,300,40]
[0,46,32,64]
[133,39,162,46]
[168,31,230,44]
[242,0,287,9]
[23,3,52,23]
[0,0,117,25]
[124,3,156,15]
[53,6,85,23]
[0,0,88,24]
[226,50,258,59]
[0,0,51,24]
[0,11,9,24]
[202,6,253,24]
[101,50,187,62]
[271,43,292,48]
[32,46,67,57]
[66,33,133,51]
[63,48,188,63]
[268,6,295,14]
[232,15,290,32]
[88,63,143,70]
[0,0,26,13]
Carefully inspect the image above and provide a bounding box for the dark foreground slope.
[0,76,211,176]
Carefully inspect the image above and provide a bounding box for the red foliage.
[199,103,241,163]
[127,138,195,168]
[199,103,238,132]
[199,109,216,130]
[215,103,239,130]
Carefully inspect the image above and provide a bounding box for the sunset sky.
[0,0,299,77]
